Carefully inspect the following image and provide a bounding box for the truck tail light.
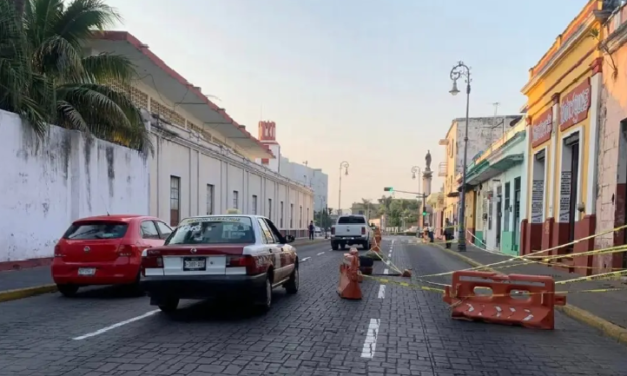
[141,255,163,276]
[361,227,366,235]
[331,227,335,235]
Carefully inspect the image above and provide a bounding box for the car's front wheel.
[158,298,179,313]
[57,284,79,297]
[284,267,299,294]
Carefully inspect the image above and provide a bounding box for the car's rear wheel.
[284,267,299,294]
[158,298,179,313]
[331,242,339,251]
[126,272,144,296]
[57,284,79,297]
[256,276,273,312]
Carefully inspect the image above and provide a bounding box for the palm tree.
[21,0,151,152]
[0,0,56,133]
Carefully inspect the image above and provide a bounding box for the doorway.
[513,177,521,253]
[561,132,580,248]
[496,185,502,248]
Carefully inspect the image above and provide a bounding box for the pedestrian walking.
[443,218,453,249]
[308,221,315,240]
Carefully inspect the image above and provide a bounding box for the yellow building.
[521,0,605,274]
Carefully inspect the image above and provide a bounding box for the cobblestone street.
[1,238,627,376]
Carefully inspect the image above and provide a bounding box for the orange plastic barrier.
[337,249,362,299]
[443,271,566,330]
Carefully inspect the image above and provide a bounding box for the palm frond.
[56,83,152,154]
[32,34,83,77]
[0,0,53,136]
[54,0,121,45]
[79,53,136,83]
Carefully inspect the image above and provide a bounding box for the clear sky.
[106,0,588,210]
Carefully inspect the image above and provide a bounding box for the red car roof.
[73,214,157,223]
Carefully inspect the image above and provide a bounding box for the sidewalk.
[433,243,627,342]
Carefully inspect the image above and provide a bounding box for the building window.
[170,176,180,227]
[299,205,303,228]
[290,203,294,228]
[504,182,511,232]
[252,195,258,215]
[233,190,239,209]
[268,198,272,220]
[280,201,284,228]
[206,184,214,215]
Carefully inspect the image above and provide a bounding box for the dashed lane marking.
[317,252,325,256]
[383,268,389,275]
[302,257,312,262]
[361,318,381,358]
[377,285,386,299]
[73,310,159,340]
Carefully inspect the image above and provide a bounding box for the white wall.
[0,110,149,262]
[278,156,328,212]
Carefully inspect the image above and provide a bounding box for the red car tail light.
[361,227,366,235]
[227,255,259,275]
[331,227,336,235]
[117,244,139,257]
[54,244,64,258]
[141,255,163,276]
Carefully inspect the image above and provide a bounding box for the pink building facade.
[595,5,627,272]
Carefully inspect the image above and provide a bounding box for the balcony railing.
[438,162,447,177]
[438,139,448,145]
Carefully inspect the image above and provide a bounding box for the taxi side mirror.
[285,234,295,243]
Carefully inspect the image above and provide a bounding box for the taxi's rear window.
[63,222,128,240]
[166,216,255,245]
[338,216,366,224]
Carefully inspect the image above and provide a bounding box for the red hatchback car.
[52,215,173,297]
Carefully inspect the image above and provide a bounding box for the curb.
[0,284,57,303]
[433,243,627,346]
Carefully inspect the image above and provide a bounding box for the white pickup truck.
[330,215,372,251]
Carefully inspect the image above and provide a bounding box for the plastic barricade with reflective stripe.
[442,271,566,330]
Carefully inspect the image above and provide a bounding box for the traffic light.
[383,187,394,192]
[422,211,428,216]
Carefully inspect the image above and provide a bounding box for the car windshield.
[63,222,128,240]
[166,216,255,245]
[338,216,366,224]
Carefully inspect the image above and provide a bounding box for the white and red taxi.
[140,214,298,312]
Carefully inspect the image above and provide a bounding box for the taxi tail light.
[227,255,260,275]
[331,227,335,235]
[141,255,163,276]
[117,244,139,257]
[54,244,64,257]
[361,227,366,235]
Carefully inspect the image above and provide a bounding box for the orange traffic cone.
[337,252,362,300]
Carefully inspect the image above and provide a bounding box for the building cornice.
[151,122,313,195]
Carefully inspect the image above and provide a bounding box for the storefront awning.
[461,154,524,188]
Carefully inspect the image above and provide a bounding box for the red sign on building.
[559,79,591,131]
[531,108,553,148]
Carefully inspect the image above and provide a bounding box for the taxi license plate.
[183,257,206,271]
[78,268,96,276]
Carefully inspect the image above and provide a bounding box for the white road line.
[72,310,159,340]
[317,252,325,256]
[383,268,389,275]
[361,318,381,358]
[302,257,311,262]
[377,285,386,299]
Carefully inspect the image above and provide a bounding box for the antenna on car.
[100,193,110,216]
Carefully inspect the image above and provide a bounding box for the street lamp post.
[411,166,424,229]
[338,161,349,215]
[449,61,472,252]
